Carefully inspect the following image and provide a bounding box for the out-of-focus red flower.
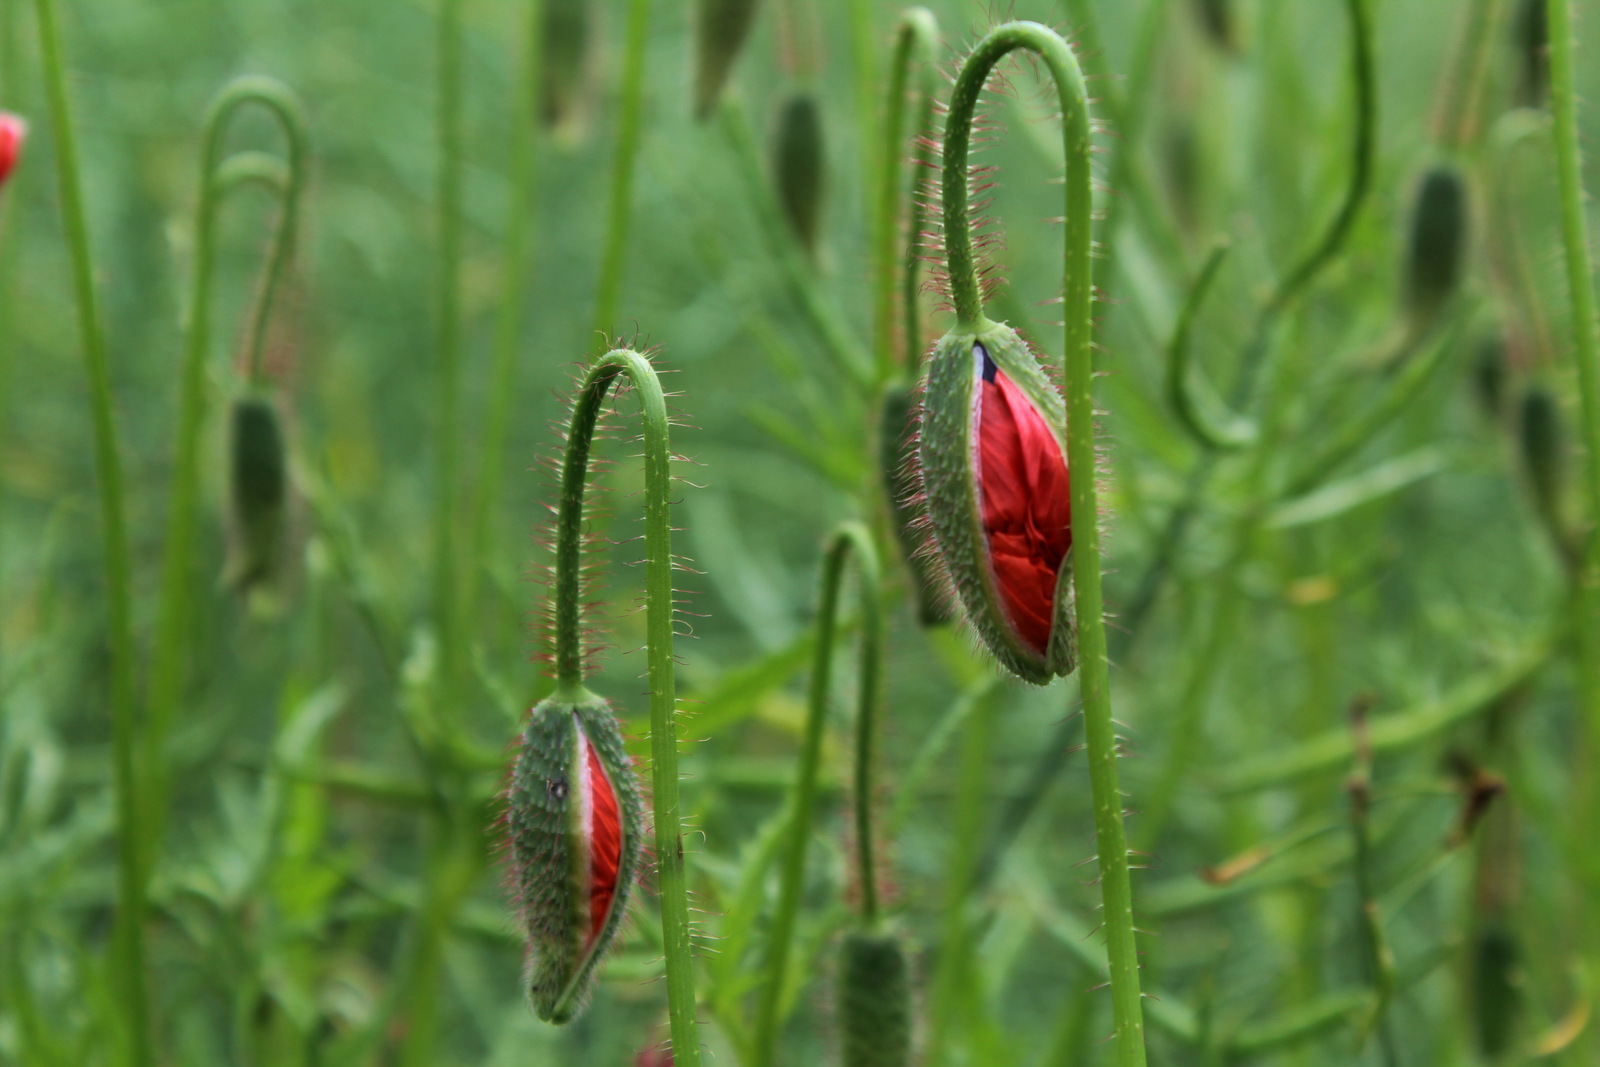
[584,741,622,946]
[0,113,25,189]
[977,366,1071,656]
[634,1043,673,1067]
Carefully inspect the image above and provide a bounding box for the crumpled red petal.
[586,742,622,945]
[978,369,1072,656]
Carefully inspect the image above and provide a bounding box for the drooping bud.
[693,0,760,120]
[1519,384,1567,550]
[838,929,913,1067]
[880,386,952,626]
[772,92,825,256]
[918,323,1076,684]
[540,0,590,133]
[1404,165,1468,327]
[1513,0,1549,108]
[225,393,288,593]
[0,112,25,190]
[505,693,645,1024]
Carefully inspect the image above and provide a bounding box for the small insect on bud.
[772,92,825,256]
[505,694,645,1024]
[880,386,952,626]
[540,0,590,133]
[838,929,913,1067]
[693,0,760,120]
[225,394,288,592]
[1405,165,1468,328]
[918,324,1076,685]
[0,112,25,190]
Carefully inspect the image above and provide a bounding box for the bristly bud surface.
[506,692,646,1024]
[838,928,913,1067]
[0,112,25,189]
[918,321,1076,684]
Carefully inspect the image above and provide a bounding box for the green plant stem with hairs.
[147,79,306,871]
[752,522,883,1067]
[33,0,147,1062]
[553,349,701,1064]
[591,0,651,344]
[940,21,1145,1064]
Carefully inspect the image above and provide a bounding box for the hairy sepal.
[507,692,646,1023]
[919,320,1075,684]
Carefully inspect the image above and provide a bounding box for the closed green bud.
[1519,384,1565,536]
[693,0,760,120]
[1405,165,1468,326]
[918,322,1076,685]
[540,0,590,132]
[1513,0,1549,108]
[881,386,952,626]
[225,394,288,592]
[1473,922,1520,1058]
[838,929,912,1067]
[505,692,646,1023]
[773,93,825,256]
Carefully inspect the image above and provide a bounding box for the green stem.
[32,1,147,1063]
[434,0,464,693]
[870,7,938,385]
[942,22,1145,1064]
[590,0,651,344]
[146,75,307,882]
[1165,237,1258,449]
[1347,704,1400,1065]
[552,349,700,1063]
[752,523,881,1067]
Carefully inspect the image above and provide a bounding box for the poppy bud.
[225,394,288,592]
[1405,165,1468,327]
[693,0,759,120]
[540,0,590,132]
[1513,0,1549,108]
[838,929,913,1067]
[506,693,645,1023]
[880,386,952,626]
[0,112,25,189]
[1519,384,1567,547]
[772,92,825,256]
[918,323,1076,685]
[1473,922,1521,1057]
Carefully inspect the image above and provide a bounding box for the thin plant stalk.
[940,22,1145,1064]
[147,78,306,868]
[434,0,464,692]
[752,523,882,1067]
[33,0,146,1062]
[590,0,652,344]
[1546,0,1600,892]
[553,348,700,1063]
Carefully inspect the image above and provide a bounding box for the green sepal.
[880,385,953,626]
[918,320,1076,684]
[838,927,913,1067]
[507,693,646,1024]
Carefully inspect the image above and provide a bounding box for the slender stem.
[434,0,463,693]
[33,1,147,1063]
[752,523,881,1067]
[871,7,938,385]
[1347,702,1400,1066]
[146,75,307,880]
[1166,238,1258,449]
[553,349,700,1063]
[590,0,651,345]
[941,23,1145,1064]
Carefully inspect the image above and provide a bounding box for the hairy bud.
[693,0,760,119]
[225,394,288,592]
[838,929,913,1067]
[1405,165,1468,326]
[0,112,24,190]
[918,323,1076,684]
[506,693,645,1024]
[772,93,825,256]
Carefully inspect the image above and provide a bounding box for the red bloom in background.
[582,738,623,946]
[0,113,25,189]
[977,362,1072,656]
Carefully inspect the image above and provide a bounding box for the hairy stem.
[33,0,147,1062]
[591,0,652,344]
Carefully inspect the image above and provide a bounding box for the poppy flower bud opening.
[918,323,1077,684]
[0,112,26,189]
[506,695,645,1024]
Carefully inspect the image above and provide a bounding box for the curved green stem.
[752,522,882,1067]
[552,349,700,1063]
[871,7,939,385]
[33,0,146,1062]
[146,75,308,874]
[591,0,652,344]
[941,22,1146,1065]
[1166,238,1258,449]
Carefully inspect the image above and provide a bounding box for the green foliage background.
[2,0,1599,1064]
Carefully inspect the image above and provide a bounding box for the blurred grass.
[3,0,1600,1064]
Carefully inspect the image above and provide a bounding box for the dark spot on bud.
[548,777,569,801]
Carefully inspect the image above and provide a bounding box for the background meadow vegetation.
[3,0,1600,1064]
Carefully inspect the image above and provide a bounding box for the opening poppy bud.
[1404,165,1468,327]
[225,394,288,593]
[506,693,645,1024]
[0,112,25,189]
[918,323,1076,684]
[880,386,952,626]
[772,92,825,256]
[693,0,760,120]
[838,928,913,1067]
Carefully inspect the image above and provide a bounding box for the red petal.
[978,369,1072,656]
[585,742,622,945]
[0,114,24,188]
